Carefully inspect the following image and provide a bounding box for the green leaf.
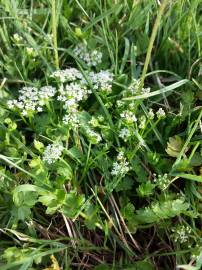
[172,159,191,172]
[136,182,155,197]
[62,192,85,218]
[131,158,148,182]
[84,203,99,230]
[11,205,31,221]
[134,198,189,224]
[135,261,155,270]
[123,80,189,100]
[190,153,202,167]
[57,164,72,180]
[166,135,184,158]
[94,264,110,270]
[115,177,133,192]
[172,173,202,183]
[39,189,66,215]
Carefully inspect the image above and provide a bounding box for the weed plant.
[0,0,202,269]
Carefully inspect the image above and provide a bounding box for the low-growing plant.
[0,0,202,269]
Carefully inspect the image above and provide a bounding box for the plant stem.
[51,0,59,69]
[139,0,170,91]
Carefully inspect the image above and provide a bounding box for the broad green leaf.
[134,198,189,224]
[62,192,85,218]
[57,164,72,180]
[166,135,184,158]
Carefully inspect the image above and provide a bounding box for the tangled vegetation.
[0,0,202,269]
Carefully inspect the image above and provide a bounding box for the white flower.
[142,87,150,94]
[89,117,99,127]
[117,151,124,161]
[139,115,146,129]
[73,44,102,67]
[87,129,102,144]
[97,115,104,122]
[26,47,33,54]
[7,100,14,109]
[57,82,90,111]
[87,70,113,93]
[7,86,56,116]
[154,173,170,190]
[120,110,137,124]
[50,68,82,83]
[148,108,154,120]
[119,128,130,141]
[172,225,192,244]
[156,108,166,119]
[39,86,56,100]
[37,107,43,112]
[111,152,130,177]
[124,79,150,97]
[117,100,124,107]
[65,83,88,102]
[26,47,37,57]
[127,79,141,95]
[63,112,80,128]
[43,143,63,164]
[13,33,23,43]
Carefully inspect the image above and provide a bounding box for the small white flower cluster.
[58,83,91,110]
[156,108,166,119]
[43,142,63,164]
[148,108,155,120]
[88,115,104,128]
[124,79,150,96]
[7,86,56,116]
[73,43,102,67]
[153,173,170,190]
[13,33,23,43]
[120,110,137,124]
[50,67,113,127]
[139,115,146,129]
[54,70,91,128]
[88,70,113,93]
[111,151,130,177]
[51,68,113,94]
[0,174,4,182]
[26,47,34,56]
[50,68,83,83]
[39,86,56,100]
[127,79,141,95]
[141,87,151,95]
[63,111,80,128]
[86,129,102,144]
[119,128,130,141]
[172,225,192,244]
[89,117,99,127]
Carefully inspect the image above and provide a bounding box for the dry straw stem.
[51,0,59,69]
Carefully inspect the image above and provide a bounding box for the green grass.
[0,0,202,269]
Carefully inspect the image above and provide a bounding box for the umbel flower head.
[172,225,192,244]
[43,143,63,164]
[111,151,130,177]
[7,86,56,116]
[73,43,102,67]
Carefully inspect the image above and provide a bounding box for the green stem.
[139,0,170,91]
[143,118,161,139]
[51,0,59,69]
